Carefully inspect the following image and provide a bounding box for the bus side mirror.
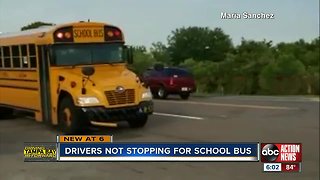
[125,46,133,64]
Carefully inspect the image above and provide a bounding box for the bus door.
[38,45,52,124]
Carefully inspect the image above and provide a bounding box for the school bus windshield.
[52,43,125,66]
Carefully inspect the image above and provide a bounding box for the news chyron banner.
[24,135,258,162]
[59,143,258,161]
[261,143,302,173]
[23,136,302,172]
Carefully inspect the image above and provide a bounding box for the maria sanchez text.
[221,12,275,19]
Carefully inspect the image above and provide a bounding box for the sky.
[0,0,319,48]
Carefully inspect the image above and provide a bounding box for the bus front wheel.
[58,97,88,134]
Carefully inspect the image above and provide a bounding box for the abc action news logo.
[261,143,302,163]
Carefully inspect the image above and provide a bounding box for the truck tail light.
[170,77,174,85]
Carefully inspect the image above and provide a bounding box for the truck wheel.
[157,86,168,99]
[180,93,190,100]
[0,107,13,119]
[151,90,159,99]
[58,97,89,134]
[128,115,148,128]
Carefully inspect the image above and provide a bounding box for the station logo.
[261,143,302,163]
[261,144,279,162]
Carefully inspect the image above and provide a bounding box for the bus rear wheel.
[58,97,89,134]
[0,107,14,119]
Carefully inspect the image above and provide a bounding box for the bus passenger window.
[21,45,29,68]
[30,57,37,68]
[3,46,11,68]
[29,44,36,56]
[12,45,21,68]
[29,44,37,68]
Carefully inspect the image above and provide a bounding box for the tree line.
[20,22,319,95]
[131,27,319,95]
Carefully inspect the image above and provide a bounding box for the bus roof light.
[107,31,114,37]
[57,32,63,39]
[64,32,71,39]
[53,26,73,42]
[114,30,121,36]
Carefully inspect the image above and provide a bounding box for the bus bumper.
[81,101,153,122]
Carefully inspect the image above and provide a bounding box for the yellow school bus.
[0,21,153,134]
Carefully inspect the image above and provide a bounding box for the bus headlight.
[77,97,100,105]
[141,90,152,100]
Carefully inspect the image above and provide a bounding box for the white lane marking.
[154,100,299,110]
[215,96,320,102]
[153,112,204,120]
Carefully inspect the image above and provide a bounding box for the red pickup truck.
[142,66,196,100]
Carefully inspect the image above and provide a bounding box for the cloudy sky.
[0,0,319,47]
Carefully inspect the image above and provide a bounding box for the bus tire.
[127,115,148,128]
[58,97,89,134]
[0,107,14,119]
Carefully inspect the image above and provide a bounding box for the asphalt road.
[0,96,319,180]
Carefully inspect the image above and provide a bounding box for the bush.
[305,66,320,95]
[259,54,306,95]
[130,51,156,75]
[180,59,220,93]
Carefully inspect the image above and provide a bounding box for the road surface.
[0,96,319,180]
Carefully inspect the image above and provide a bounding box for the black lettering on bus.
[74,30,80,38]
[93,29,103,37]
[73,29,93,38]
[83,30,92,37]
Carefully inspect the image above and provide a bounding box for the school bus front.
[50,23,153,134]
[0,22,153,134]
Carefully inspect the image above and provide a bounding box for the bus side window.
[3,46,11,68]
[0,46,3,68]
[21,45,29,68]
[12,45,21,68]
[29,44,37,68]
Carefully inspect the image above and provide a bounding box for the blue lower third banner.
[58,143,259,161]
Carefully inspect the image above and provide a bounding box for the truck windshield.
[51,43,125,66]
